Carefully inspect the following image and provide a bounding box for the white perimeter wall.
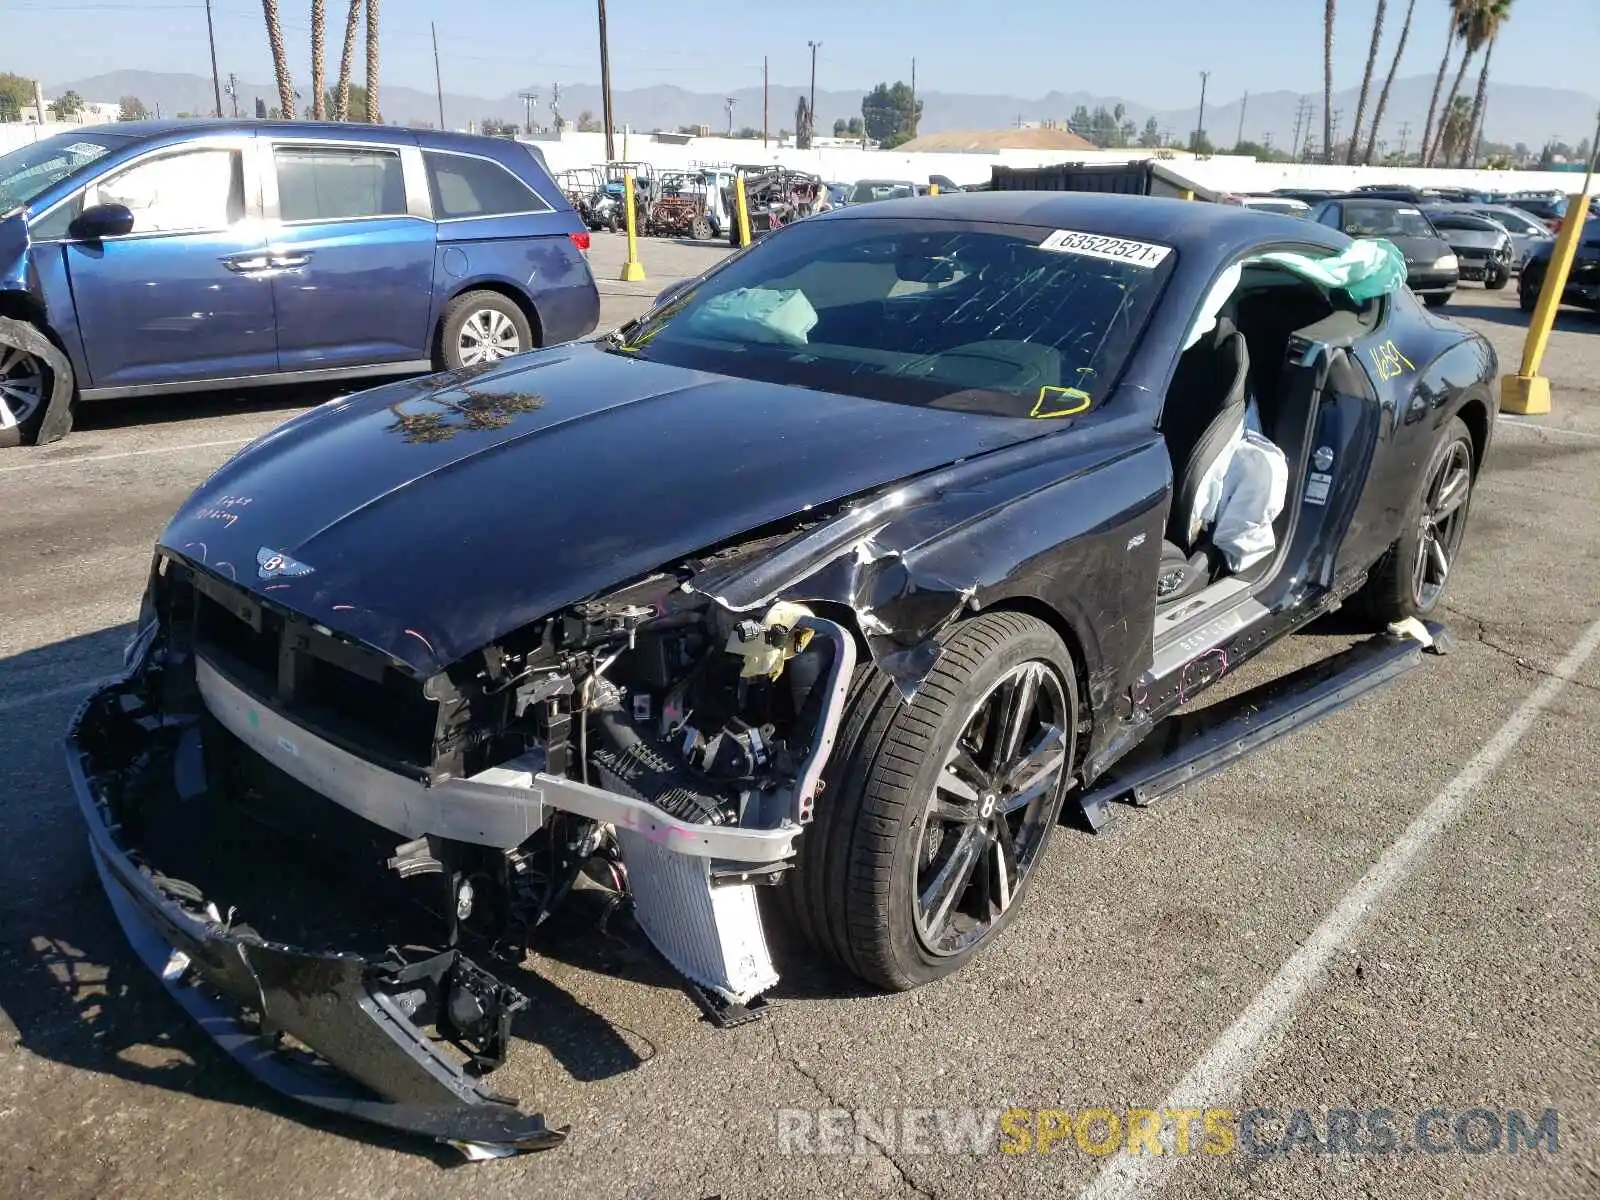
[5,120,1596,199]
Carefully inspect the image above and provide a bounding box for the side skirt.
[1076,620,1450,831]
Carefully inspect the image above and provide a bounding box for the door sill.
[1150,577,1268,681]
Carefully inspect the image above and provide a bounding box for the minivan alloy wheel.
[0,345,45,431]
[456,309,523,366]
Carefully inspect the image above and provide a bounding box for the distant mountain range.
[47,70,1599,151]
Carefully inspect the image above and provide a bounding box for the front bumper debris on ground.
[67,676,569,1157]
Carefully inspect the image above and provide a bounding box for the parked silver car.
[1463,203,1556,272]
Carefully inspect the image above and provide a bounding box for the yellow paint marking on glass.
[1031,386,1093,418]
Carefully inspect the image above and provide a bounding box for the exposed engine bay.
[69,550,854,1154]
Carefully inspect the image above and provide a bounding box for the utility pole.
[431,23,445,130]
[807,40,820,134]
[551,82,562,132]
[1236,90,1247,149]
[225,72,239,118]
[1397,120,1411,162]
[724,96,736,136]
[204,0,223,118]
[1194,70,1209,150]
[1328,108,1343,163]
[597,0,615,160]
[763,56,769,147]
[909,56,916,140]
[518,90,537,134]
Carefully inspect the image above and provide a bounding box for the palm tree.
[1363,0,1416,163]
[1323,0,1337,163]
[1428,0,1492,165]
[1458,0,1511,167]
[1346,0,1387,163]
[1418,1,1467,166]
[261,0,295,119]
[364,0,381,123]
[1436,95,1475,164]
[310,0,326,119]
[334,0,362,120]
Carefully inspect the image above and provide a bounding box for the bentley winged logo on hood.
[257,547,315,580]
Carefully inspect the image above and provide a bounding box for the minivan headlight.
[1434,253,1459,270]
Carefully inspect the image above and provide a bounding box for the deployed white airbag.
[1192,398,1289,571]
[687,286,818,345]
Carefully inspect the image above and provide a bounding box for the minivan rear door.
[261,135,436,371]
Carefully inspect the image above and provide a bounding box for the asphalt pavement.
[0,238,1596,1200]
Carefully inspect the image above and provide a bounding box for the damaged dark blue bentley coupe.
[67,192,1497,1156]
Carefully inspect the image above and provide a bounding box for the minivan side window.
[76,148,244,237]
[423,150,552,220]
[275,145,407,222]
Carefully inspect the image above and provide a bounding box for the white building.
[18,100,122,126]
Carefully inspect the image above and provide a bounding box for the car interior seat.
[1157,316,1251,605]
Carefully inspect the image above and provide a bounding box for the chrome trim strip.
[78,358,432,402]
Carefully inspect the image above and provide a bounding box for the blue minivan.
[0,120,600,445]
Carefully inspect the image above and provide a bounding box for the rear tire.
[690,215,713,241]
[436,291,534,371]
[780,612,1078,991]
[1359,415,1476,624]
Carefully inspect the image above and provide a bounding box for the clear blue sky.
[4,0,1595,107]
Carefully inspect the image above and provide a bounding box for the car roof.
[96,118,532,157]
[818,191,1348,256]
[1328,195,1424,206]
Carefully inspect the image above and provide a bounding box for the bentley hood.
[160,344,1048,675]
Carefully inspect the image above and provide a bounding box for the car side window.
[1316,204,1342,229]
[78,148,244,236]
[275,145,406,223]
[423,151,551,219]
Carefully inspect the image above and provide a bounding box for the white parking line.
[1079,611,1600,1200]
[0,437,254,476]
[1499,418,1600,442]
[0,675,117,716]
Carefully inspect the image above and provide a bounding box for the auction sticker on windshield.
[1037,229,1173,268]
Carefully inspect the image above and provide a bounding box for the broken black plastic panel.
[1076,620,1447,830]
[66,682,567,1155]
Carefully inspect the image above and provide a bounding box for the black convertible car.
[68,193,1497,1155]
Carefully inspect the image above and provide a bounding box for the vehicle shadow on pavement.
[72,379,398,433]
[1441,301,1595,332]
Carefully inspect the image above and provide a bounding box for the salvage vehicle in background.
[0,120,599,447]
[1462,203,1554,272]
[70,192,1495,1157]
[1310,196,1458,307]
[1421,207,1513,289]
[1518,216,1600,314]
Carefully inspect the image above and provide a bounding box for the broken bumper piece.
[65,678,566,1157]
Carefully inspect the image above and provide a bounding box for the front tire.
[1485,267,1509,291]
[1359,415,1476,624]
[436,291,534,371]
[1519,273,1541,312]
[0,322,60,448]
[781,612,1078,991]
[1424,291,1453,309]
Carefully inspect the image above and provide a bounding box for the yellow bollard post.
[928,182,940,196]
[1502,107,1599,415]
[619,173,646,282]
[734,173,752,249]
[1181,188,1195,201]
[1500,191,1590,415]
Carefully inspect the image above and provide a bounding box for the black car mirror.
[70,202,136,241]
